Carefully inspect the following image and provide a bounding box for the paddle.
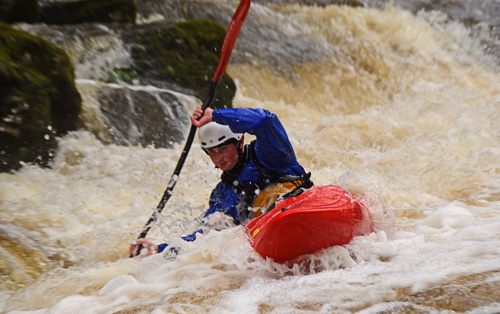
[131,0,251,258]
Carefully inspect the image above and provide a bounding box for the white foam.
[416,201,476,236]
[2,2,500,313]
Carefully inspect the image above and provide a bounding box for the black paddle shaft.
[136,81,217,240]
[131,0,251,257]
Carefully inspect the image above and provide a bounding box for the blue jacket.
[158,108,306,253]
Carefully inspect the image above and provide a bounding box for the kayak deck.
[246,185,373,262]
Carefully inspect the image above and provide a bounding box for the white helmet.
[198,122,243,149]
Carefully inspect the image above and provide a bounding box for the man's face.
[206,142,239,171]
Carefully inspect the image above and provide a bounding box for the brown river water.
[1,0,499,313]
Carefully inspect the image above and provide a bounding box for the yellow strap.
[249,181,299,218]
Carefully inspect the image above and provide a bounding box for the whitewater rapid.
[1,1,500,313]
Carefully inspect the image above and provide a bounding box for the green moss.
[40,0,136,25]
[133,19,224,86]
[0,23,81,171]
[107,69,139,84]
[128,19,236,108]
[1,23,81,133]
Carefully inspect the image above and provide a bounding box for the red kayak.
[246,185,373,262]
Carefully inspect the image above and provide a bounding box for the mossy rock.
[123,19,236,109]
[0,23,81,172]
[40,0,136,25]
[0,0,39,24]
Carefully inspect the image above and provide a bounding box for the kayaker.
[130,106,313,257]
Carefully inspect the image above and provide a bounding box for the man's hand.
[190,106,213,128]
[129,239,158,257]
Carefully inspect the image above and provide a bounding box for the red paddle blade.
[212,0,251,82]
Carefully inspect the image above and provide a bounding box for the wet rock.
[80,82,191,148]
[0,0,39,24]
[4,16,237,151]
[0,23,81,172]
[40,0,137,25]
[121,19,236,109]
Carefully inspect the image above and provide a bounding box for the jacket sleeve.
[212,108,305,175]
[157,229,203,253]
[204,181,244,225]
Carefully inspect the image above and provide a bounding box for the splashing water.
[1,1,500,313]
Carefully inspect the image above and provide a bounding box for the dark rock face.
[40,0,137,25]
[0,23,81,172]
[0,0,137,25]
[0,0,39,24]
